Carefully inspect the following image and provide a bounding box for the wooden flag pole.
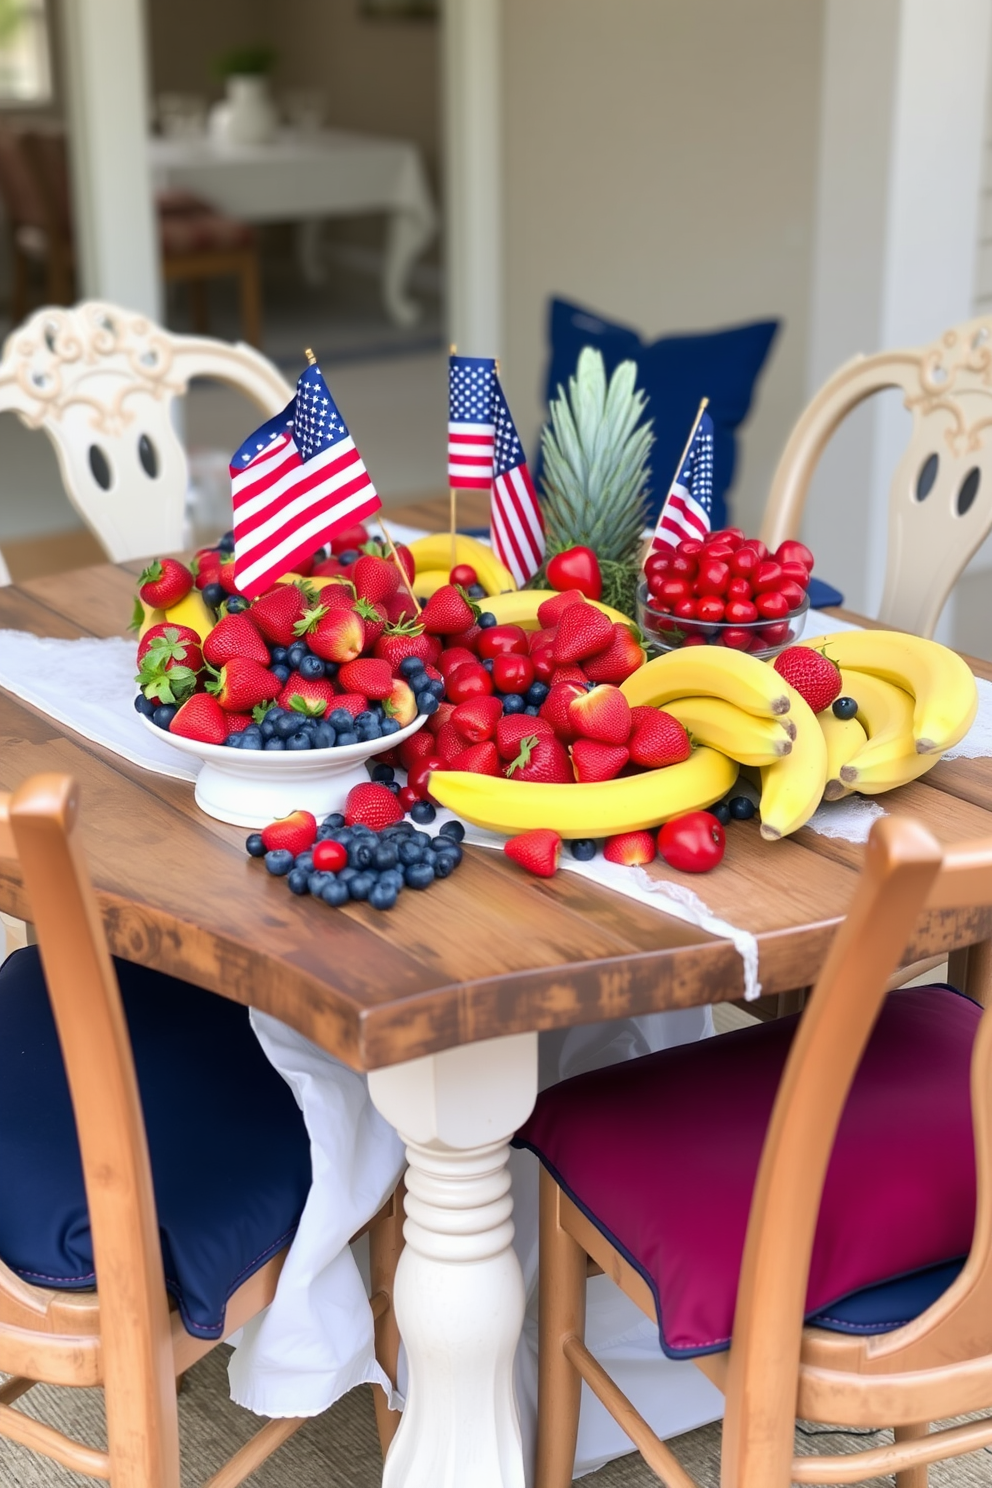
[304,346,317,366]
[448,341,458,571]
[379,514,421,616]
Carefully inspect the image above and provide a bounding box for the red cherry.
[702,543,734,563]
[696,596,725,622]
[695,559,730,597]
[753,560,783,594]
[397,785,419,812]
[777,580,806,612]
[312,839,348,872]
[647,571,670,597]
[492,652,535,693]
[755,590,789,619]
[407,755,445,802]
[726,577,752,601]
[674,597,698,619]
[677,539,704,557]
[759,621,791,646]
[721,527,746,548]
[449,563,478,588]
[671,554,698,580]
[445,662,494,703]
[741,538,768,562]
[724,598,758,624]
[680,634,708,646]
[721,627,754,650]
[779,560,810,589]
[730,547,759,579]
[644,552,673,579]
[775,539,814,569]
[477,624,528,659]
[659,576,691,604]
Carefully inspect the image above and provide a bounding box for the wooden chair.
[760,316,992,638]
[0,772,404,1487]
[0,299,292,564]
[527,815,992,1488]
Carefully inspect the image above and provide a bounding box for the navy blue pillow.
[541,298,779,529]
[0,948,312,1338]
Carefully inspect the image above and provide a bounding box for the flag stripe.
[235,445,364,551]
[236,460,374,572]
[237,480,379,593]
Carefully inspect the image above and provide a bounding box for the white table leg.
[382,206,434,327]
[368,1031,538,1488]
[296,219,327,287]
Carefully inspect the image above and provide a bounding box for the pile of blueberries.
[225,702,404,751]
[396,655,445,716]
[247,812,467,912]
[709,793,757,827]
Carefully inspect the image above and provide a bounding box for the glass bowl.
[636,583,809,660]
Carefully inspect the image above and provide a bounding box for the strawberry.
[344,782,404,830]
[552,600,613,663]
[537,589,585,628]
[504,829,561,878]
[330,522,370,555]
[628,708,691,768]
[450,741,502,775]
[354,596,387,648]
[385,590,418,625]
[205,656,278,712]
[312,579,357,611]
[353,554,401,605]
[603,830,657,866]
[571,739,629,782]
[505,732,573,783]
[773,645,842,713]
[332,692,369,718]
[569,685,631,746]
[539,680,588,743]
[169,693,228,744]
[297,605,364,663]
[399,730,436,769]
[393,541,416,585]
[421,583,478,636]
[223,711,253,737]
[438,646,479,678]
[435,721,467,763]
[495,712,553,761]
[251,585,308,646]
[582,624,646,684]
[338,657,393,699]
[451,695,503,743]
[277,675,338,717]
[531,644,558,685]
[138,557,193,609]
[218,554,242,595]
[135,627,203,705]
[448,623,482,653]
[383,677,418,726]
[194,555,222,591]
[427,700,457,734]
[360,535,416,585]
[136,622,201,666]
[375,623,442,672]
[550,665,589,686]
[528,626,558,654]
[261,810,318,855]
[202,612,271,668]
[312,556,347,579]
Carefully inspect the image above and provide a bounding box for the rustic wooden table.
[2,498,992,1488]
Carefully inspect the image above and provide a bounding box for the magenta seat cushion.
[514,986,979,1357]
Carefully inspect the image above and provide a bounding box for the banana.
[411,568,456,598]
[801,630,977,755]
[758,684,828,839]
[836,667,943,794]
[408,533,518,596]
[817,707,867,800]
[480,590,634,630]
[621,647,792,719]
[664,696,793,768]
[429,746,738,838]
[136,588,214,642]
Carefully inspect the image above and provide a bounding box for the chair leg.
[537,1166,586,1488]
[369,1178,405,1457]
[238,249,263,348]
[10,242,27,322]
[187,278,209,335]
[894,1423,929,1488]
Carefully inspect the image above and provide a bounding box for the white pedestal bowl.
[140,712,427,828]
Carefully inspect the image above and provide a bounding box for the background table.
[2,499,991,1488]
[149,130,437,327]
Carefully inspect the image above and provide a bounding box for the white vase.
[209,74,278,147]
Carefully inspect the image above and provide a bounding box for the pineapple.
[537,347,653,616]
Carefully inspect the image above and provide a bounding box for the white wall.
[499,0,825,536]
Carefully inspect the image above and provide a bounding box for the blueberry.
[134,692,156,717]
[241,733,262,750]
[264,849,294,876]
[412,831,434,847]
[299,654,326,679]
[265,706,286,721]
[263,737,286,750]
[380,717,401,736]
[371,763,395,783]
[432,852,457,879]
[417,693,439,716]
[260,720,276,739]
[286,643,309,670]
[569,838,597,861]
[226,596,249,614]
[308,870,334,894]
[202,581,225,609]
[479,612,497,629]
[378,869,405,892]
[245,832,266,857]
[356,710,376,728]
[312,723,336,749]
[295,851,315,873]
[398,838,424,866]
[467,584,486,599]
[218,529,235,552]
[361,721,382,740]
[336,730,359,747]
[273,713,299,738]
[481,658,494,672]
[711,800,731,826]
[323,813,346,828]
[321,879,350,908]
[329,708,354,730]
[270,663,291,684]
[349,840,376,870]
[369,881,398,910]
[435,842,463,868]
[439,820,466,842]
[524,705,540,715]
[339,548,360,564]
[324,661,339,681]
[270,646,288,666]
[503,694,526,714]
[152,703,177,730]
[287,867,310,895]
[349,872,375,901]
[225,733,243,747]
[832,695,858,720]
[729,795,756,821]
[287,731,312,750]
[405,861,435,889]
[350,823,375,836]
[526,682,550,706]
[374,841,399,871]
[337,866,358,884]
[410,800,436,824]
[399,656,425,677]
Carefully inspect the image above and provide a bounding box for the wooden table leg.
[368,1032,538,1488]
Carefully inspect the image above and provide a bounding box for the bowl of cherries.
[637,530,814,657]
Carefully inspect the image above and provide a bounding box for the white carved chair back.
[0,301,293,568]
[760,317,992,637]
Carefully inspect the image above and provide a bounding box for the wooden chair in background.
[0,773,404,1486]
[526,816,992,1488]
[761,316,992,640]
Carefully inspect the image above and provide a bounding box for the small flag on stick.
[490,376,545,586]
[447,354,497,488]
[650,401,714,553]
[231,358,381,599]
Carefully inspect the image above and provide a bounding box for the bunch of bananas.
[408,534,518,599]
[134,589,214,643]
[478,589,633,630]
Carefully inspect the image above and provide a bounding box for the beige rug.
[2,1347,990,1487]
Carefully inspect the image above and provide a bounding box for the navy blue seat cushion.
[540,298,779,529]
[0,947,312,1338]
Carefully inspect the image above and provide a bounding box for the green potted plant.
[209,45,278,147]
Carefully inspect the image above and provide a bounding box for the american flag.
[491,375,545,585]
[231,362,381,599]
[448,354,497,488]
[650,408,715,552]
